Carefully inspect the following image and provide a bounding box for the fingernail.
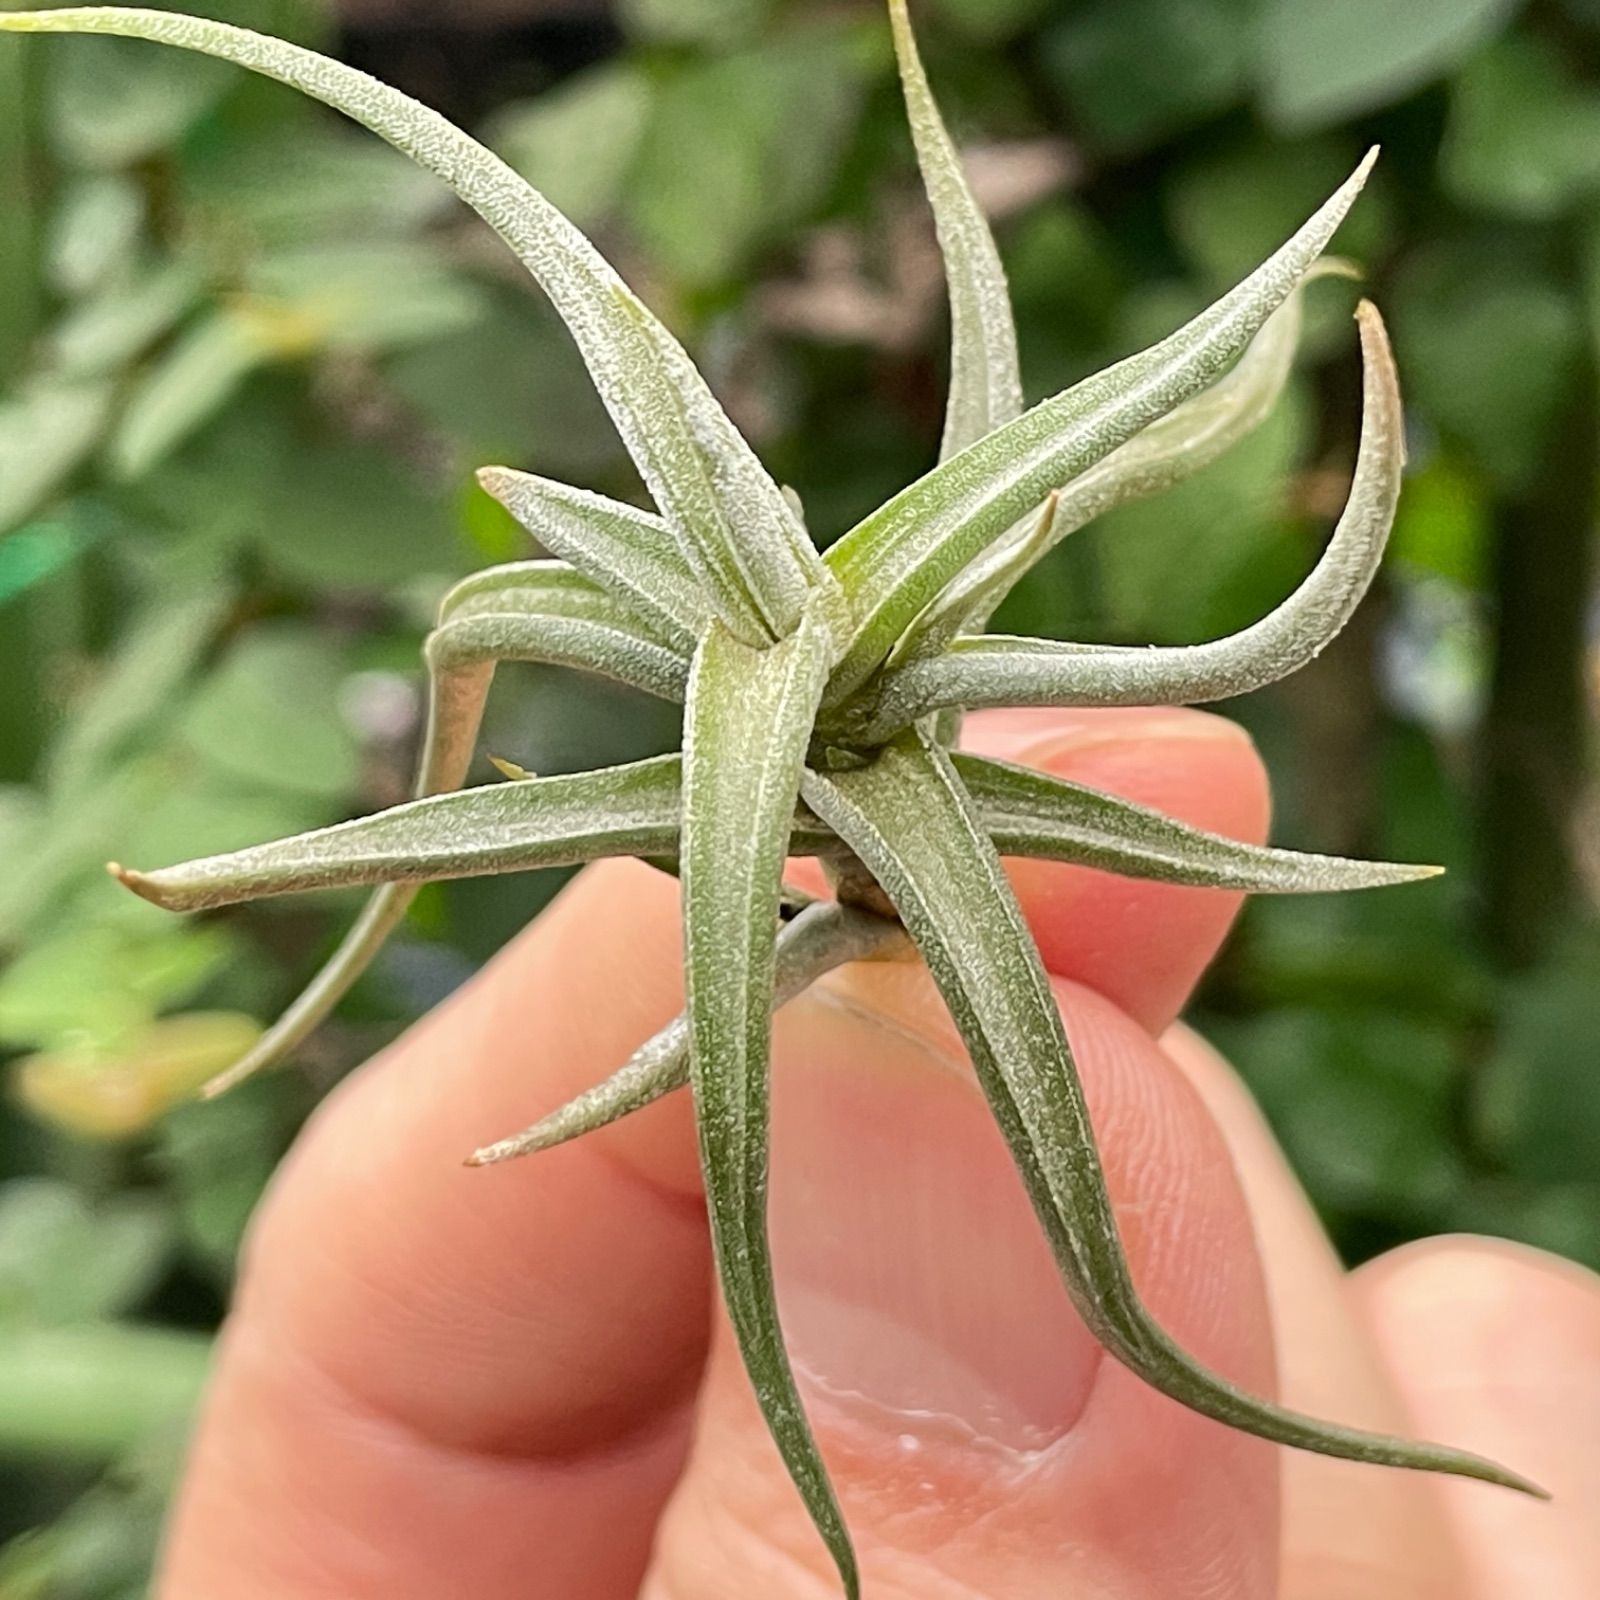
[767,974,1100,1453]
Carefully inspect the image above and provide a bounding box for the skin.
[157,706,1600,1600]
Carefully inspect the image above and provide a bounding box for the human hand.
[157,707,1599,1599]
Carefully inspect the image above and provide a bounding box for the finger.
[969,707,1271,1036]
[643,964,1281,1599]
[1162,1025,1466,1598]
[789,706,1272,1036]
[1352,1238,1600,1599]
[163,706,1273,1599]
[159,860,712,1600]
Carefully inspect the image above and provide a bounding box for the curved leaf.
[196,566,668,1098]
[819,151,1376,703]
[0,7,817,641]
[864,300,1400,736]
[437,557,649,624]
[890,0,1022,460]
[428,607,690,706]
[897,491,1059,667]
[476,466,707,651]
[433,557,692,702]
[903,272,1323,659]
[803,730,1541,1497]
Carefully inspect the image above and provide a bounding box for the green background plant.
[0,0,1596,1587]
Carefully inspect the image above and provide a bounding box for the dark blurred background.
[1,0,1597,1588]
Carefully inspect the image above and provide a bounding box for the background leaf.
[621,0,772,47]
[47,33,233,169]
[177,625,360,801]
[0,377,113,534]
[1442,37,1600,219]
[488,63,652,231]
[0,1182,169,1328]
[1392,243,1583,493]
[1259,0,1522,130]
[627,23,877,290]
[1042,0,1251,154]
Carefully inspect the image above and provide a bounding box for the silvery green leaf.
[802,729,1540,1497]
[428,603,690,706]
[114,754,686,913]
[890,0,1022,460]
[681,606,855,1598]
[819,152,1375,705]
[902,272,1324,660]
[437,557,634,624]
[200,615,504,1099]
[431,558,691,702]
[895,492,1059,667]
[959,752,1440,892]
[475,465,706,651]
[781,485,808,533]
[197,560,686,1100]
[165,567,681,1099]
[469,900,901,1166]
[0,8,816,642]
[864,300,1401,737]
[194,757,847,1104]
[627,299,828,588]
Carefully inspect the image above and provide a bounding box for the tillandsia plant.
[1,4,1549,1594]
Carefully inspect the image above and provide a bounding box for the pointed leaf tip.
[107,861,165,907]
[867,294,1403,734]
[888,0,1022,461]
[956,755,1447,896]
[823,146,1381,699]
[467,900,898,1171]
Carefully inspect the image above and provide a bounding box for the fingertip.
[1353,1236,1600,1594]
[1354,1234,1600,1396]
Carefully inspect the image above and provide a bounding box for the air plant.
[0,5,1545,1594]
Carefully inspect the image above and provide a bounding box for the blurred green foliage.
[1,0,1597,1586]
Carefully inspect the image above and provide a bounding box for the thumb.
[642,962,1281,1599]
